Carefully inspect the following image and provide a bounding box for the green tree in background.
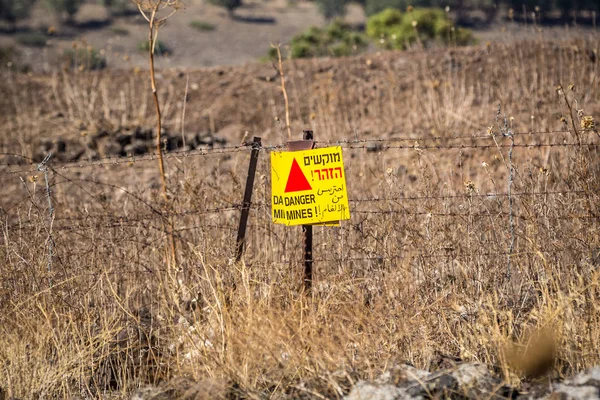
[363,0,408,17]
[208,0,242,18]
[46,0,82,24]
[366,8,473,49]
[102,0,133,17]
[317,0,346,20]
[0,0,35,29]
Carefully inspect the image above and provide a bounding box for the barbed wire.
[0,143,284,175]
[0,130,597,175]
[351,209,599,220]
[349,189,589,202]
[316,128,596,146]
[337,142,596,151]
[6,204,242,231]
[4,188,595,231]
[271,247,593,265]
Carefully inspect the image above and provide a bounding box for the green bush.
[0,46,14,64]
[0,0,34,26]
[15,32,48,47]
[63,47,107,70]
[208,0,241,17]
[110,26,130,35]
[46,0,83,23]
[366,7,473,50]
[189,20,216,31]
[102,0,132,16]
[317,0,346,19]
[364,0,407,16]
[138,39,170,55]
[269,20,367,59]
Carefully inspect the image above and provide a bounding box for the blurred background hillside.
[0,0,598,71]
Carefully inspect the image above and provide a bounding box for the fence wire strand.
[0,129,597,175]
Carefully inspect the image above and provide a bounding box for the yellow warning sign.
[271,146,350,226]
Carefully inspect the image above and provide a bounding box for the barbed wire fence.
[0,128,598,288]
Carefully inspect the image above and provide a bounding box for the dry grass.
[0,32,599,399]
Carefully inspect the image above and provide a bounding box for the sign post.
[271,130,351,292]
[301,130,314,293]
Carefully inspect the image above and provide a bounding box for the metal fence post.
[235,137,262,262]
[301,130,314,293]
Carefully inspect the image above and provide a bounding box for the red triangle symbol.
[284,158,312,193]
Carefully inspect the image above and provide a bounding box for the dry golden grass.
[0,32,599,398]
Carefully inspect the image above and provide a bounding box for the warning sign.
[271,146,350,226]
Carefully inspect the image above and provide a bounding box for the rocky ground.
[125,363,600,399]
[2,124,228,166]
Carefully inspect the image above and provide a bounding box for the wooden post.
[285,130,315,293]
[235,137,262,262]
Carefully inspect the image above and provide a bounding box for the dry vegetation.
[0,31,599,398]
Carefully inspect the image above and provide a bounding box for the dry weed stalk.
[134,0,181,268]
[272,44,292,140]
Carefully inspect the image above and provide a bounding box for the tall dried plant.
[134,0,181,267]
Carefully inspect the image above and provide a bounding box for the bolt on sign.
[271,146,350,226]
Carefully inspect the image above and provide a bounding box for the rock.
[551,367,600,400]
[124,141,149,156]
[32,138,53,162]
[408,362,518,399]
[32,137,86,162]
[345,382,421,400]
[131,377,229,400]
[565,367,600,387]
[101,141,123,157]
[165,135,183,151]
[115,131,133,147]
[184,133,201,148]
[1,154,28,165]
[551,385,599,400]
[376,364,430,386]
[367,143,382,152]
[134,127,153,141]
[54,138,66,153]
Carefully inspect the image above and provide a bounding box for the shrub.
[15,32,48,47]
[208,0,241,17]
[102,0,132,16]
[189,20,216,31]
[0,0,35,27]
[46,0,83,23]
[63,47,107,70]
[366,7,474,50]
[363,0,407,17]
[110,26,130,35]
[317,0,346,20]
[0,46,14,64]
[269,20,367,59]
[138,39,170,55]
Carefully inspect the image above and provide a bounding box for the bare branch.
[136,2,151,22]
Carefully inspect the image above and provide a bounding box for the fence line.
[349,189,589,202]
[271,247,593,266]
[3,188,595,231]
[0,130,597,175]
[351,210,598,220]
[337,142,596,151]
[345,128,595,144]
[0,144,264,175]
